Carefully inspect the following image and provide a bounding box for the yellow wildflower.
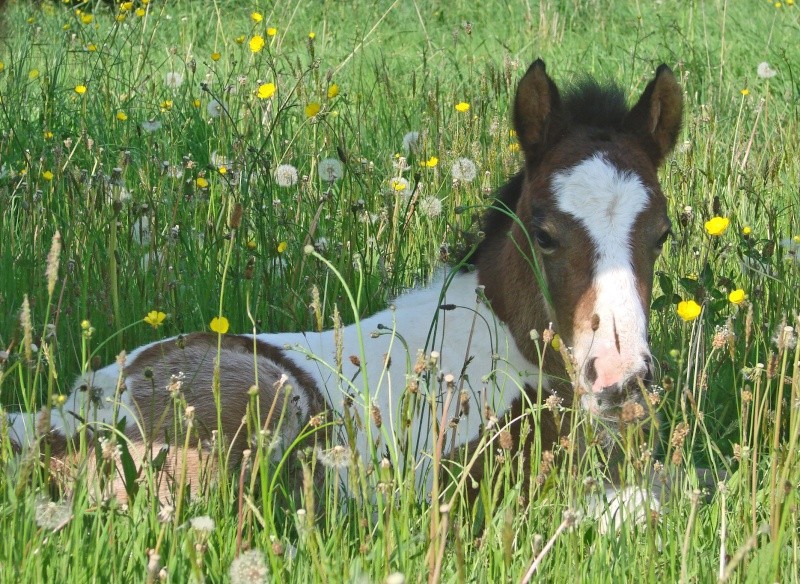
[160,100,173,110]
[44,131,53,139]
[740,88,749,96]
[29,69,40,80]
[742,226,752,236]
[74,84,87,95]
[676,300,702,322]
[257,82,276,99]
[80,13,93,24]
[210,316,229,334]
[249,35,265,53]
[211,52,221,62]
[455,102,470,112]
[277,241,288,253]
[116,111,128,121]
[728,289,746,305]
[422,156,439,168]
[193,99,201,108]
[705,216,730,236]
[42,170,54,181]
[251,11,263,22]
[327,83,339,99]
[308,32,316,39]
[235,35,245,44]
[143,310,166,328]
[87,43,97,52]
[196,177,209,188]
[267,27,277,36]
[136,7,145,17]
[120,2,134,11]
[218,166,227,175]
[305,102,321,118]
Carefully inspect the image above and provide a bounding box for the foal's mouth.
[579,376,654,424]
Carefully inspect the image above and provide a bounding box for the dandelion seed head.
[451,157,477,182]
[207,99,224,118]
[318,158,343,182]
[316,445,352,469]
[274,164,299,187]
[419,195,443,218]
[141,119,162,133]
[34,497,72,531]
[401,131,420,154]
[228,549,269,584]
[757,62,777,79]
[164,71,184,89]
[189,515,215,534]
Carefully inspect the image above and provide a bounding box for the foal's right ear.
[513,59,561,160]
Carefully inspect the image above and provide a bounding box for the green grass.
[1,0,799,581]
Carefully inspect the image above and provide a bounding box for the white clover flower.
[318,157,344,182]
[141,119,162,133]
[274,164,299,187]
[229,549,269,584]
[207,99,224,118]
[451,157,477,182]
[757,62,777,79]
[419,195,443,219]
[189,515,215,534]
[402,131,420,154]
[389,176,410,195]
[164,71,184,89]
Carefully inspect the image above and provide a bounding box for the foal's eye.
[654,230,671,250]
[534,230,558,252]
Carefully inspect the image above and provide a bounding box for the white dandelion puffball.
[141,119,162,133]
[757,62,777,79]
[228,549,269,584]
[402,131,420,154]
[189,516,215,534]
[274,164,299,187]
[164,71,184,89]
[318,158,344,182]
[451,157,477,183]
[419,195,443,219]
[389,176,411,195]
[207,99,224,118]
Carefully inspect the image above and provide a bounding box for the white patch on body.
[551,154,651,392]
[259,270,542,490]
[587,484,660,534]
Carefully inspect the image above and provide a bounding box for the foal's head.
[477,60,682,418]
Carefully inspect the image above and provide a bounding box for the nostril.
[586,357,598,385]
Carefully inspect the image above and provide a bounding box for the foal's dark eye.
[534,230,557,251]
[655,230,671,250]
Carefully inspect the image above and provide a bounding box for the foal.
[5,59,682,517]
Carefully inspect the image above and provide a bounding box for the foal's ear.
[624,64,683,166]
[514,59,561,159]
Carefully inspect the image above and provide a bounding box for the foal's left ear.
[623,64,683,167]
[514,59,562,161]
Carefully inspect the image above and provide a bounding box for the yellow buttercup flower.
[116,111,128,121]
[160,99,173,110]
[455,102,470,112]
[250,11,263,22]
[235,35,245,44]
[257,82,276,99]
[422,156,438,168]
[211,52,221,62]
[29,69,40,80]
[742,226,752,236]
[740,88,749,96]
[728,289,746,305]
[120,2,134,11]
[143,310,166,328]
[135,7,145,17]
[80,13,93,24]
[305,102,321,118]
[196,177,209,188]
[308,32,316,39]
[249,35,265,53]
[705,216,730,236]
[74,84,87,95]
[218,166,227,175]
[192,99,201,108]
[87,43,97,52]
[676,300,702,322]
[277,241,288,253]
[210,316,229,334]
[42,170,54,181]
[267,27,277,37]
[327,83,339,99]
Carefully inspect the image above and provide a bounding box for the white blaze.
[551,154,651,393]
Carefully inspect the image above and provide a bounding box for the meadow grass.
[0,0,799,582]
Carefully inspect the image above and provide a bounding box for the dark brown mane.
[467,79,630,264]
